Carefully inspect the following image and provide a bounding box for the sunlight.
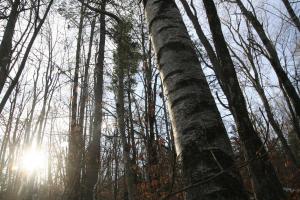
[20,147,48,175]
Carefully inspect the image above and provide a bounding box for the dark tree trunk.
[66,5,85,200]
[281,0,300,32]
[115,22,137,200]
[80,16,96,200]
[202,1,285,200]
[0,0,20,94]
[236,0,300,123]
[85,1,106,199]
[0,0,53,115]
[229,42,300,169]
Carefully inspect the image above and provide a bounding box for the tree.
[201,1,286,199]
[0,0,54,114]
[142,0,248,199]
[234,0,300,125]
[225,19,299,169]
[0,0,20,94]
[65,4,85,200]
[85,1,106,199]
[0,0,299,199]
[113,20,138,200]
[281,0,300,31]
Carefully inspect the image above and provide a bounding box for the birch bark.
[143,0,248,199]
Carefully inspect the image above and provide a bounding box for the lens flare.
[20,148,48,174]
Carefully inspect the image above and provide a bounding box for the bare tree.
[0,0,20,94]
[281,0,300,31]
[234,0,300,122]
[0,0,54,114]
[65,4,85,200]
[85,1,106,199]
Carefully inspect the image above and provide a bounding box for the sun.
[20,147,48,175]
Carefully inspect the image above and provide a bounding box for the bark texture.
[202,1,286,200]
[143,0,248,199]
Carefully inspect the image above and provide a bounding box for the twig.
[161,153,267,200]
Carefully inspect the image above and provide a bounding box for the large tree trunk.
[0,0,20,94]
[235,0,300,123]
[85,1,106,199]
[202,1,285,200]
[143,0,248,199]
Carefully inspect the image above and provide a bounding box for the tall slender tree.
[0,0,54,114]
[0,0,20,94]
[113,20,138,200]
[281,0,300,31]
[225,21,300,168]
[66,4,85,200]
[201,1,285,199]
[235,0,300,123]
[85,1,106,199]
